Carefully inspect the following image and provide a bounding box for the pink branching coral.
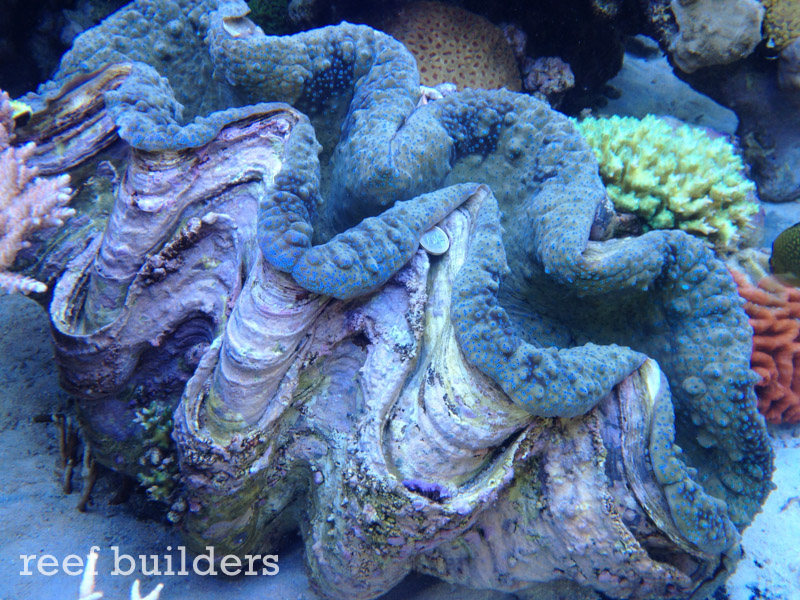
[0,90,73,294]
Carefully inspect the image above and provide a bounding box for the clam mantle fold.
[11,1,773,599]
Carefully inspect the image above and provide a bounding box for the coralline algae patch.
[576,114,760,251]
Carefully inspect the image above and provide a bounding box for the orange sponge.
[730,268,800,424]
[382,1,521,91]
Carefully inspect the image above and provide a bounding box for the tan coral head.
[380,1,521,91]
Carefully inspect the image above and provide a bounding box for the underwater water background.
[1,1,800,599]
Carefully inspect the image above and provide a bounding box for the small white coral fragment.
[78,548,164,600]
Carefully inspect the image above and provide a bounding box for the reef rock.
[8,1,775,599]
[680,55,800,204]
[666,0,764,73]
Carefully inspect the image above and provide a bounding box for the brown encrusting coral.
[762,0,800,51]
[0,90,73,294]
[381,1,521,91]
[730,268,800,424]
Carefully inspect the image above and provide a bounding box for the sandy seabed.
[0,292,797,600]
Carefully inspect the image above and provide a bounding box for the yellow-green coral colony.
[575,114,759,251]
